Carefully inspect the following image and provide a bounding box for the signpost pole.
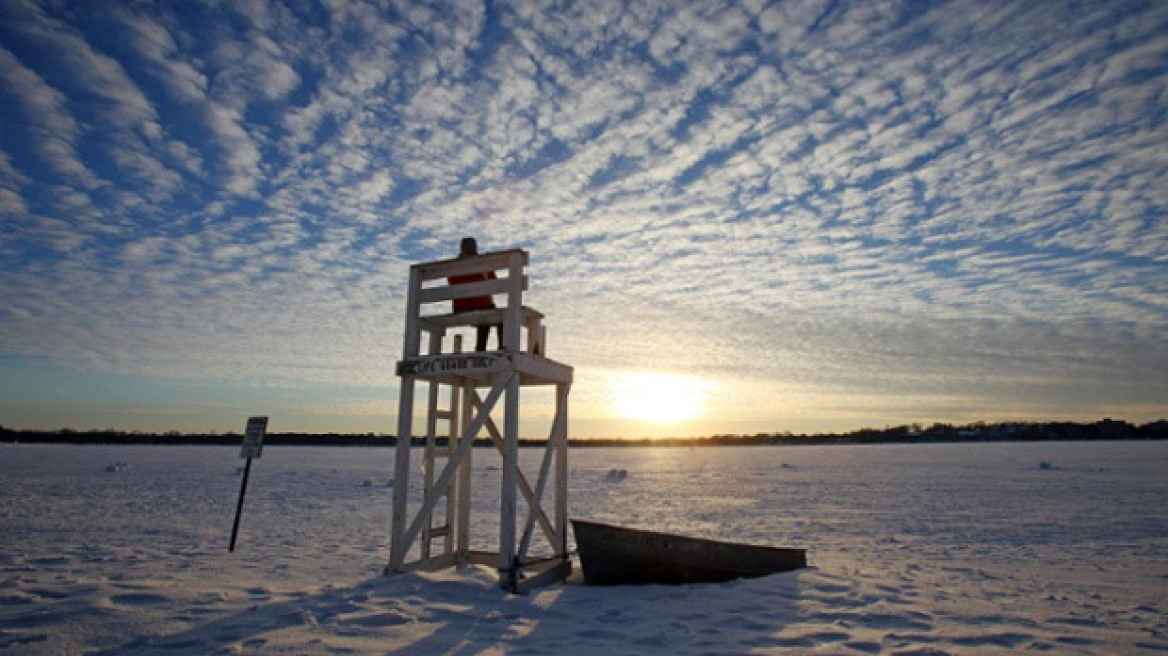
[229,416,267,552]
[229,456,253,552]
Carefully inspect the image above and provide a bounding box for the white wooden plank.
[514,352,573,385]
[445,378,459,556]
[417,275,526,305]
[418,306,543,329]
[388,376,416,572]
[514,561,571,595]
[504,252,524,352]
[554,383,569,556]
[421,377,440,559]
[465,551,500,567]
[396,352,506,378]
[499,369,521,586]
[457,379,471,561]
[402,265,423,359]
[414,249,528,281]
[397,552,458,573]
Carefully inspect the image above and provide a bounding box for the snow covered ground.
[1,441,1165,655]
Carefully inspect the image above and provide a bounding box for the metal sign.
[241,416,268,459]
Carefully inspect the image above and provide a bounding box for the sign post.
[229,416,267,552]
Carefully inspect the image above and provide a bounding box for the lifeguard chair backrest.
[403,249,529,356]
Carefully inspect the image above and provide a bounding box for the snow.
[1,441,1165,654]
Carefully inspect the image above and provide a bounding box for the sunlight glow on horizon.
[608,371,714,427]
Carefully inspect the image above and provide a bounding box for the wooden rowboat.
[572,519,806,586]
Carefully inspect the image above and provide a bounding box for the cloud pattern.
[0,0,1165,434]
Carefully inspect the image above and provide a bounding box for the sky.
[0,0,1165,439]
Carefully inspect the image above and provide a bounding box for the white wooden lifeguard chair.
[386,248,573,593]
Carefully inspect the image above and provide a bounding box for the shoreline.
[3,419,1165,448]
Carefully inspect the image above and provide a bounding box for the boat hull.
[572,519,806,586]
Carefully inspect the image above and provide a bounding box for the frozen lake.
[1,441,1166,654]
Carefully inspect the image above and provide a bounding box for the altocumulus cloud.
[0,0,1165,433]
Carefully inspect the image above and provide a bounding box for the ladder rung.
[428,526,450,538]
[434,411,454,420]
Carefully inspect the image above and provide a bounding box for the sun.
[610,372,710,425]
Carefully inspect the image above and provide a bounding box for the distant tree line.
[0,428,395,447]
[1,418,1164,447]
[581,418,1168,447]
